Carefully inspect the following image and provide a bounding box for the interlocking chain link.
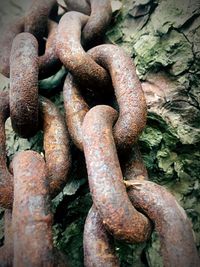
[0,0,199,266]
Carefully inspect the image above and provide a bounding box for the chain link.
[0,0,199,266]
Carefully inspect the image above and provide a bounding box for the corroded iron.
[88,44,147,150]
[40,96,71,197]
[82,105,152,243]
[0,91,13,209]
[63,45,146,151]
[0,210,13,267]
[24,0,57,42]
[126,180,200,267]
[84,144,200,266]
[56,11,111,89]
[12,151,54,267]
[82,0,112,47]
[0,19,24,77]
[0,94,71,208]
[0,1,59,80]
[63,73,89,150]
[64,0,91,15]
[0,1,199,265]
[84,206,120,267]
[39,20,62,79]
[10,32,39,137]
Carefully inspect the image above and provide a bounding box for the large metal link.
[10,32,39,137]
[82,105,152,243]
[63,44,147,151]
[24,0,57,43]
[56,11,111,89]
[12,151,54,267]
[0,0,59,79]
[84,145,200,267]
[0,93,71,208]
[39,20,62,79]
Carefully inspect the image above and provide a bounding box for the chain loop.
[10,32,39,137]
[82,105,152,243]
[0,93,71,208]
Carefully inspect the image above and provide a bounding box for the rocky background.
[0,0,200,266]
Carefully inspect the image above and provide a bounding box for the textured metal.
[10,32,39,137]
[82,0,112,47]
[40,96,71,197]
[12,151,54,267]
[0,91,13,209]
[88,44,147,150]
[39,20,61,79]
[63,45,146,151]
[0,95,71,207]
[127,180,200,267]
[64,0,91,15]
[84,206,120,267]
[82,105,151,243]
[56,11,111,89]
[63,73,89,150]
[0,19,24,77]
[24,0,57,42]
[0,210,13,267]
[83,146,148,266]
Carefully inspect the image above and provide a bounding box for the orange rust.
[10,32,39,137]
[82,105,152,243]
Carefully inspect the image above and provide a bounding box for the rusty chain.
[0,0,199,266]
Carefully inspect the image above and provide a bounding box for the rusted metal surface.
[0,91,13,209]
[0,19,24,77]
[82,105,151,243]
[82,0,112,47]
[126,180,200,267]
[56,11,111,89]
[63,73,89,150]
[0,210,13,267]
[40,96,71,197]
[64,0,91,15]
[83,145,149,266]
[10,32,39,137]
[24,0,57,42]
[84,206,120,267]
[121,144,149,181]
[39,20,62,80]
[63,44,147,151]
[12,151,54,267]
[88,44,147,151]
[0,95,71,207]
